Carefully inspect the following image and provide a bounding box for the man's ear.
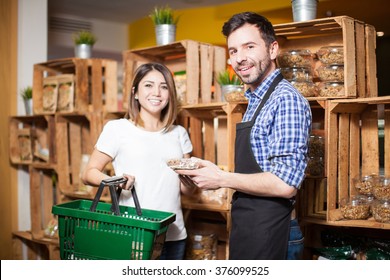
[269,41,279,60]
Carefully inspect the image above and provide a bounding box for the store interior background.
[1,0,389,259]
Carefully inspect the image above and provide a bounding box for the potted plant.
[20,86,33,115]
[217,69,246,102]
[149,5,179,45]
[73,30,97,58]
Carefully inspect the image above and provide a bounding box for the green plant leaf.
[149,5,179,25]
[73,30,97,45]
[20,86,33,100]
[217,70,243,85]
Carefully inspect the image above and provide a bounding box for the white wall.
[17,0,48,232]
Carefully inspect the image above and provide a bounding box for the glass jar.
[372,199,390,223]
[280,67,312,82]
[317,65,344,82]
[305,156,324,177]
[372,176,390,200]
[308,134,325,158]
[317,46,344,65]
[186,233,217,260]
[318,82,344,97]
[340,196,371,220]
[221,84,247,102]
[277,49,313,68]
[291,80,319,97]
[352,174,376,196]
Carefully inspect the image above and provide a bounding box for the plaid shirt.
[242,69,312,188]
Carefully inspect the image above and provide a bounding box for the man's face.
[227,23,278,90]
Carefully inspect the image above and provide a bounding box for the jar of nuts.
[316,46,344,65]
[352,174,376,195]
[291,80,319,97]
[277,49,313,68]
[372,199,390,223]
[305,156,324,177]
[372,176,390,200]
[318,82,344,97]
[340,196,371,220]
[280,67,312,82]
[308,134,325,158]
[317,65,344,82]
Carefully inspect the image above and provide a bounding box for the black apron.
[229,74,293,260]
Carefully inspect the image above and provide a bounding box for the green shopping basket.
[52,176,176,260]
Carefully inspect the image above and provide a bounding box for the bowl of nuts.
[340,195,371,220]
[352,174,376,195]
[317,65,344,82]
[277,49,313,68]
[372,176,390,200]
[316,46,344,65]
[372,199,390,223]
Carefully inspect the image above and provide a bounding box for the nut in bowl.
[352,174,376,195]
[372,176,390,200]
[166,158,200,170]
[372,199,390,223]
[340,196,371,220]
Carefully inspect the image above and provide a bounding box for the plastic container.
[52,200,176,260]
[318,82,344,97]
[291,80,319,97]
[372,176,390,200]
[340,196,371,220]
[277,49,313,68]
[372,199,390,223]
[308,134,325,158]
[221,84,247,102]
[305,156,324,177]
[280,67,312,82]
[186,232,218,260]
[317,65,344,82]
[317,46,344,65]
[352,174,376,195]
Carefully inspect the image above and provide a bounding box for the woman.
[82,62,195,260]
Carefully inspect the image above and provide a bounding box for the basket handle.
[89,176,127,216]
[89,176,142,216]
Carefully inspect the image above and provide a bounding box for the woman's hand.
[121,174,135,190]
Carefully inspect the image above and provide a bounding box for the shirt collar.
[245,69,281,99]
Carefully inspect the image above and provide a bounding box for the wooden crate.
[178,102,247,213]
[324,96,390,229]
[274,16,377,99]
[9,115,56,165]
[55,113,102,195]
[122,40,226,107]
[33,58,118,114]
[29,166,59,240]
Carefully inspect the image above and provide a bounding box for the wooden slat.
[203,118,215,162]
[338,114,350,201]
[349,114,360,196]
[365,24,378,97]
[200,44,213,104]
[384,107,390,176]
[91,59,103,112]
[185,40,200,105]
[104,60,118,112]
[355,21,366,97]
[361,107,379,175]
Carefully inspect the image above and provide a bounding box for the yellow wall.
[129,0,295,49]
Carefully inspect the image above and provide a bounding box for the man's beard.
[236,56,272,87]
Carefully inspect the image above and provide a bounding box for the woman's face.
[136,70,169,118]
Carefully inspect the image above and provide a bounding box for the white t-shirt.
[95,118,193,241]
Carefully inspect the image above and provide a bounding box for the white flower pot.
[75,44,92,58]
[155,24,176,46]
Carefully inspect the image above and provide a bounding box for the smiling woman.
[81,62,197,260]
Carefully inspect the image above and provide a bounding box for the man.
[176,12,311,259]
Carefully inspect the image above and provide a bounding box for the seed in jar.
[372,184,390,200]
[317,65,344,82]
[291,81,318,97]
[355,180,374,195]
[372,204,390,223]
[340,204,370,220]
[319,83,344,97]
[317,46,344,65]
